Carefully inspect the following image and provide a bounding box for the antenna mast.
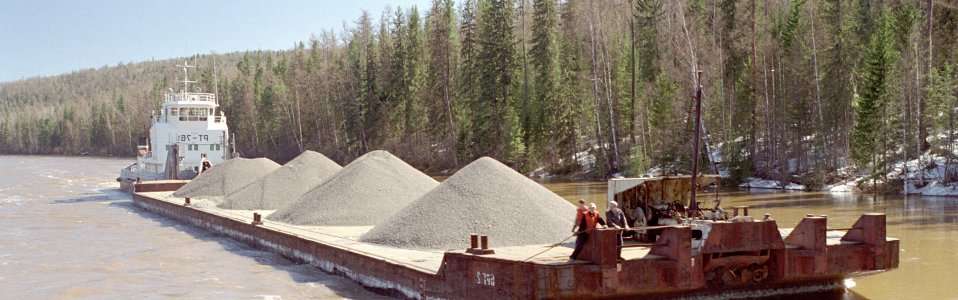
[176,60,196,94]
[212,56,219,104]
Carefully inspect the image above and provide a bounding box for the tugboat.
[118,61,233,192]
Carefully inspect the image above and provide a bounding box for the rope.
[522,233,576,262]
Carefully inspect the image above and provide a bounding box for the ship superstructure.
[119,61,232,187]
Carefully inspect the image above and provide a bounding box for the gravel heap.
[267,150,438,226]
[360,157,576,250]
[218,151,342,210]
[173,157,280,199]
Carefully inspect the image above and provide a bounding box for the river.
[0,156,953,299]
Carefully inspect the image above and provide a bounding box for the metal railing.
[166,92,216,103]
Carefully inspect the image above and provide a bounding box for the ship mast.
[176,61,196,94]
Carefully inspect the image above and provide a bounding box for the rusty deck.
[129,181,898,299]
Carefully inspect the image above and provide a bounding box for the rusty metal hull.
[129,181,898,299]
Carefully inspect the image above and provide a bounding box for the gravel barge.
[129,180,899,299]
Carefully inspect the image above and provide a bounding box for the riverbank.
[739,151,958,197]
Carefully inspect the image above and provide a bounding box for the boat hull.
[129,181,898,299]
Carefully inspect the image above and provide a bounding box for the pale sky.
[0,0,430,82]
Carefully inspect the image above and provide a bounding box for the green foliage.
[777,0,806,51]
[1,0,954,181]
[851,11,896,167]
[467,0,516,159]
[927,64,958,135]
[529,0,559,162]
[633,0,662,83]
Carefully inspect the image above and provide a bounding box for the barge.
[130,180,899,299]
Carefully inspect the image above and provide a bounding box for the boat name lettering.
[475,271,495,287]
[178,134,210,142]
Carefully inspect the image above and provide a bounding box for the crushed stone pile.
[219,151,342,210]
[267,150,439,226]
[172,157,280,199]
[360,157,576,250]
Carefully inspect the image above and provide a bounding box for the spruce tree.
[530,0,559,162]
[471,0,516,159]
[851,12,896,168]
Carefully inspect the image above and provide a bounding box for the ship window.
[216,144,221,151]
[209,144,215,151]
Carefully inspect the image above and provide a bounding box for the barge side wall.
[132,191,448,299]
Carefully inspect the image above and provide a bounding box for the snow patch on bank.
[738,177,806,191]
[838,149,958,196]
[907,181,958,197]
[825,181,861,193]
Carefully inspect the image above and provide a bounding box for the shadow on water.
[105,198,383,299]
[50,193,118,204]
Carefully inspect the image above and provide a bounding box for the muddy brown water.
[0,156,952,299]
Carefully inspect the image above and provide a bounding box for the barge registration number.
[475,272,495,287]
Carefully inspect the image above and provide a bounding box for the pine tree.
[470,0,516,159]
[851,11,896,168]
[457,0,480,159]
[425,0,460,165]
[530,0,559,162]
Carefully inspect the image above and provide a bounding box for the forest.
[2,0,958,187]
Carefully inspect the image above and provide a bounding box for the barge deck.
[131,181,898,299]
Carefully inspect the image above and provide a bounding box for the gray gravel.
[219,151,342,210]
[173,157,280,199]
[267,150,438,226]
[360,157,576,250]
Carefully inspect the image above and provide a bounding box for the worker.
[200,153,212,173]
[570,203,606,260]
[633,204,647,228]
[710,198,726,220]
[606,201,629,260]
[571,199,588,233]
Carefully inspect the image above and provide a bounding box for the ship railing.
[179,116,209,122]
[165,93,216,103]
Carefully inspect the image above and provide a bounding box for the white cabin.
[123,61,231,181]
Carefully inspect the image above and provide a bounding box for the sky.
[0,0,430,82]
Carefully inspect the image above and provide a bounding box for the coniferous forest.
[2,0,958,186]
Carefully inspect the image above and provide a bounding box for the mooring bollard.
[470,234,479,249]
[466,234,495,255]
[252,212,263,225]
[184,197,191,206]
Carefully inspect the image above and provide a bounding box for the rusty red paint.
[131,181,899,299]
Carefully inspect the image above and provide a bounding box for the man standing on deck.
[570,203,606,260]
[632,203,648,241]
[571,199,587,233]
[606,201,629,260]
[200,153,212,174]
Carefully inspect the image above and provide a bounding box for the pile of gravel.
[267,150,438,226]
[173,158,280,199]
[218,151,342,210]
[360,157,576,250]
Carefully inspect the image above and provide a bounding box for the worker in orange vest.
[571,199,587,233]
[570,202,606,260]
